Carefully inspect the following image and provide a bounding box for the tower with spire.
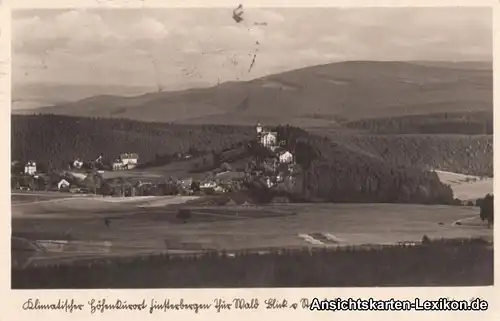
[256,120,262,135]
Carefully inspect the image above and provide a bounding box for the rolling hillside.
[15,61,492,125]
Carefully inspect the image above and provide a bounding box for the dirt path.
[452,215,479,226]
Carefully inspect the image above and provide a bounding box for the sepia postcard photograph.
[8,4,494,293]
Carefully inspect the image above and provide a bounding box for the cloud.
[13,10,119,56]
[129,17,170,40]
[12,7,492,90]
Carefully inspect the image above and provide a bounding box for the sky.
[12,7,492,92]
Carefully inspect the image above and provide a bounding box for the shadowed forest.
[12,238,493,288]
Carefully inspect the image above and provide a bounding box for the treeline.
[337,134,493,177]
[11,238,493,288]
[344,111,493,135]
[273,126,454,204]
[11,114,256,168]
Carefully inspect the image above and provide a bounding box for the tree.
[11,162,24,175]
[294,141,317,197]
[221,162,232,172]
[36,162,48,174]
[35,176,48,190]
[177,208,192,223]
[190,181,201,192]
[479,194,493,228]
[99,181,112,196]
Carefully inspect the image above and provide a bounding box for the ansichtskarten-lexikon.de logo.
[309,297,489,311]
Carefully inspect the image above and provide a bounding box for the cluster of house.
[23,153,140,174]
[70,155,103,170]
[256,122,294,164]
[255,122,296,188]
[70,153,139,171]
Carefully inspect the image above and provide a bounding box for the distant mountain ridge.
[15,61,492,125]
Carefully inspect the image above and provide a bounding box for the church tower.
[256,121,262,135]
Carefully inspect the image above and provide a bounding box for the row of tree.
[331,134,493,177]
[12,238,493,288]
[344,111,493,135]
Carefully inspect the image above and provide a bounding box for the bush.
[479,194,494,227]
[176,209,192,223]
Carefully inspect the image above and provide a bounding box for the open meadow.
[434,170,493,201]
[11,192,492,269]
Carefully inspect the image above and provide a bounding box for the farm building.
[24,161,37,176]
[57,179,70,190]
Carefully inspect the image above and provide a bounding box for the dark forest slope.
[11,115,255,169]
[12,114,492,178]
[274,126,454,204]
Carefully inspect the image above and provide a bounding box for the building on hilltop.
[256,121,279,149]
[260,131,278,148]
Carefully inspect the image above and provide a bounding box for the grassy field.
[434,170,493,201]
[11,192,492,268]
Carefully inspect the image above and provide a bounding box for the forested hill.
[11,114,494,204]
[274,126,454,204]
[343,111,492,135]
[12,114,492,178]
[314,111,493,177]
[11,114,256,168]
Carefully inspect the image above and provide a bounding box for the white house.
[112,153,139,171]
[214,185,225,193]
[112,160,125,171]
[265,177,275,188]
[73,158,84,169]
[260,132,278,148]
[278,151,294,164]
[120,153,139,169]
[200,181,217,189]
[24,161,37,176]
[57,179,70,190]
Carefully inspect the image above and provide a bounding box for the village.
[11,122,299,199]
